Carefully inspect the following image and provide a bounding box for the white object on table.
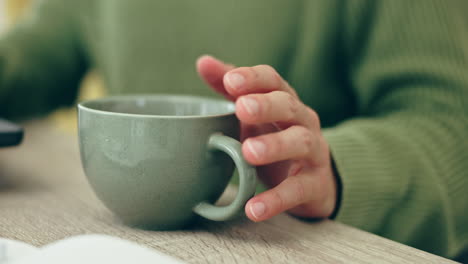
[1,235,184,264]
[0,238,39,263]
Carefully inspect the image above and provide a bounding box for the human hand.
[196,55,338,222]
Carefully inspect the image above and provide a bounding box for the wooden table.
[0,120,456,263]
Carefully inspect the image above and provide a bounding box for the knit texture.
[0,0,467,259]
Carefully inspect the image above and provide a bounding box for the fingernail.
[197,54,211,62]
[225,73,245,90]
[240,97,259,115]
[250,202,266,219]
[246,139,266,159]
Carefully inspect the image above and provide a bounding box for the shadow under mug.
[78,94,257,230]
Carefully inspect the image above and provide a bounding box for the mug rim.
[78,94,236,119]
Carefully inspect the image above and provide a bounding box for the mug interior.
[79,95,235,117]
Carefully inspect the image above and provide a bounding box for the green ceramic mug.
[78,94,257,230]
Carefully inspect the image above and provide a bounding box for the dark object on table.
[0,119,23,147]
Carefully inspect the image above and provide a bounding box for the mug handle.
[193,133,257,221]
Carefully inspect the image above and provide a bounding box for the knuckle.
[289,176,306,204]
[260,95,272,115]
[287,94,300,115]
[257,64,276,75]
[284,83,297,98]
[256,64,283,89]
[313,177,329,205]
[307,108,321,127]
[247,66,260,79]
[297,126,314,156]
[271,133,285,155]
[271,189,284,213]
[275,91,298,121]
[316,137,330,164]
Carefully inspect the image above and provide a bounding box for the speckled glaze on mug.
[78,95,256,230]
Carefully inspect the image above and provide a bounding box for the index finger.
[196,55,236,100]
[224,65,298,99]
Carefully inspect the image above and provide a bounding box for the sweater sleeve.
[0,0,88,120]
[323,0,468,258]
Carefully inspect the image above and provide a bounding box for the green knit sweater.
[1,0,467,259]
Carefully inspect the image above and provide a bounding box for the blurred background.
[1,0,106,133]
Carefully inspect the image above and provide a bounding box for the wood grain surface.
[0,120,456,263]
